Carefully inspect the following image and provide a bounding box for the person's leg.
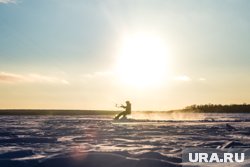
[121,114,126,119]
[121,112,129,119]
[115,111,126,119]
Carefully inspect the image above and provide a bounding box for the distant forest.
[183,104,250,113]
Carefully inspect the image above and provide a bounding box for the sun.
[116,32,169,87]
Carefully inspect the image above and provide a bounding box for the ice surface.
[0,114,249,167]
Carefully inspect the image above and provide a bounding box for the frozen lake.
[0,113,250,167]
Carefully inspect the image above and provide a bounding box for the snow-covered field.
[0,113,250,167]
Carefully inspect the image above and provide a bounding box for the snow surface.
[0,113,250,167]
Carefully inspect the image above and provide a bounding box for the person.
[114,101,131,120]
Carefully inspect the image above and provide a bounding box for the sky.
[1,0,250,110]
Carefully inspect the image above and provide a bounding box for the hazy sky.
[1,0,250,110]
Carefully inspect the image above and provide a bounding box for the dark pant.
[115,111,129,120]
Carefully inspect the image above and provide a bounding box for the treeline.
[184,104,250,113]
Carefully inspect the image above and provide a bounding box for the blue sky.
[1,0,250,110]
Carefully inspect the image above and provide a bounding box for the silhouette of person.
[114,101,131,120]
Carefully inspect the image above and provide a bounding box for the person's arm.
[120,105,126,109]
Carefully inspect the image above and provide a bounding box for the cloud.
[0,72,69,85]
[174,75,207,82]
[0,0,16,4]
[174,75,191,81]
[198,77,206,81]
[0,72,24,82]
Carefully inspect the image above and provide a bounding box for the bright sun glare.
[116,33,169,87]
